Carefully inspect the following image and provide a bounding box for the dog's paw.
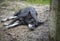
[3,23,9,26]
[1,18,8,22]
[2,25,9,31]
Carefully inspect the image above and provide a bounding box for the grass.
[0,0,50,4]
[24,0,50,4]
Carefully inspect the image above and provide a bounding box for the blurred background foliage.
[0,0,50,4]
[24,0,50,4]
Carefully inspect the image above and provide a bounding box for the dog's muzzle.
[28,24,35,30]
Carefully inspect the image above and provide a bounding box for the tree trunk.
[49,0,58,41]
[56,0,60,41]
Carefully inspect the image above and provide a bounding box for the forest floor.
[0,1,50,41]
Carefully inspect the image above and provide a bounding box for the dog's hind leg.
[7,17,19,25]
[3,21,20,30]
[3,17,24,30]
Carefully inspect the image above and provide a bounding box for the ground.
[0,1,50,41]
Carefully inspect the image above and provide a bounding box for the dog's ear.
[28,11,32,17]
[36,13,38,16]
[29,11,31,14]
[28,11,31,15]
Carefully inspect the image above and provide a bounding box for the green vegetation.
[0,0,50,4]
[24,0,50,4]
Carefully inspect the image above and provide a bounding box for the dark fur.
[3,7,44,30]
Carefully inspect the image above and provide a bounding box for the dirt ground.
[0,1,50,41]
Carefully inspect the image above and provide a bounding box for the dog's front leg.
[8,16,17,20]
[1,16,17,22]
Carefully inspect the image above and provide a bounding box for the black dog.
[1,7,44,30]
